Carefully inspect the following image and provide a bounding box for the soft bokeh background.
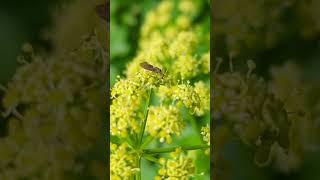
[212,0,320,179]
[212,0,320,79]
[110,1,157,87]
[0,0,61,84]
[111,0,210,179]
[0,0,64,141]
[0,0,107,179]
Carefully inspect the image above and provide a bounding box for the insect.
[95,2,109,22]
[140,62,163,75]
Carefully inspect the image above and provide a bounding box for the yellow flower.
[1,33,105,179]
[201,52,210,74]
[157,83,207,116]
[110,143,138,180]
[110,1,210,178]
[169,31,197,58]
[201,124,210,145]
[156,148,195,179]
[157,1,174,15]
[146,105,184,144]
[201,124,210,155]
[176,16,191,29]
[172,54,200,79]
[194,81,210,116]
[178,0,197,14]
[164,26,178,39]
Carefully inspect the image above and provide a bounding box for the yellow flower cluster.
[1,1,108,179]
[111,0,209,138]
[213,0,320,56]
[155,148,195,180]
[169,31,197,58]
[200,52,210,74]
[213,59,320,173]
[201,124,210,155]
[146,105,184,144]
[111,0,209,178]
[125,0,209,81]
[111,70,168,137]
[112,70,207,144]
[0,33,106,179]
[201,125,210,145]
[110,143,139,180]
[157,82,209,116]
[126,31,209,79]
[141,0,200,44]
[110,78,144,137]
[194,81,210,116]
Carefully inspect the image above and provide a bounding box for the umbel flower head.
[157,83,203,116]
[201,124,210,155]
[110,0,210,179]
[111,69,169,138]
[110,143,140,179]
[140,0,201,45]
[213,59,320,174]
[213,0,320,57]
[146,105,184,144]
[1,28,107,180]
[1,1,108,179]
[155,148,195,180]
[111,0,210,142]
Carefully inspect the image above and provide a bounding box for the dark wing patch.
[140,62,162,74]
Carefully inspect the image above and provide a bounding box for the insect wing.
[140,62,162,74]
[140,62,154,71]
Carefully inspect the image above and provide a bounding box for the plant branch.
[138,88,152,147]
[143,144,209,154]
[135,156,141,180]
[140,135,154,149]
[143,154,161,164]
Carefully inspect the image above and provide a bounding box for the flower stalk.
[143,144,209,155]
[138,88,152,147]
[110,1,210,178]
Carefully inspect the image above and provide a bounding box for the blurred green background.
[110,0,158,87]
[110,0,210,179]
[0,0,66,138]
[2,0,319,179]
[0,0,65,84]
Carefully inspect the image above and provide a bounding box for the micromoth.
[140,62,163,74]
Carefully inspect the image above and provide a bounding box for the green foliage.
[110,0,210,179]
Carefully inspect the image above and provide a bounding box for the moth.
[140,62,164,75]
[95,2,109,22]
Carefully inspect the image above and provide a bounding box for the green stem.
[143,154,161,164]
[185,107,202,141]
[143,144,209,154]
[135,88,152,180]
[138,88,152,147]
[135,172,140,180]
[135,156,141,180]
[126,137,135,149]
[140,135,154,149]
[188,112,199,133]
